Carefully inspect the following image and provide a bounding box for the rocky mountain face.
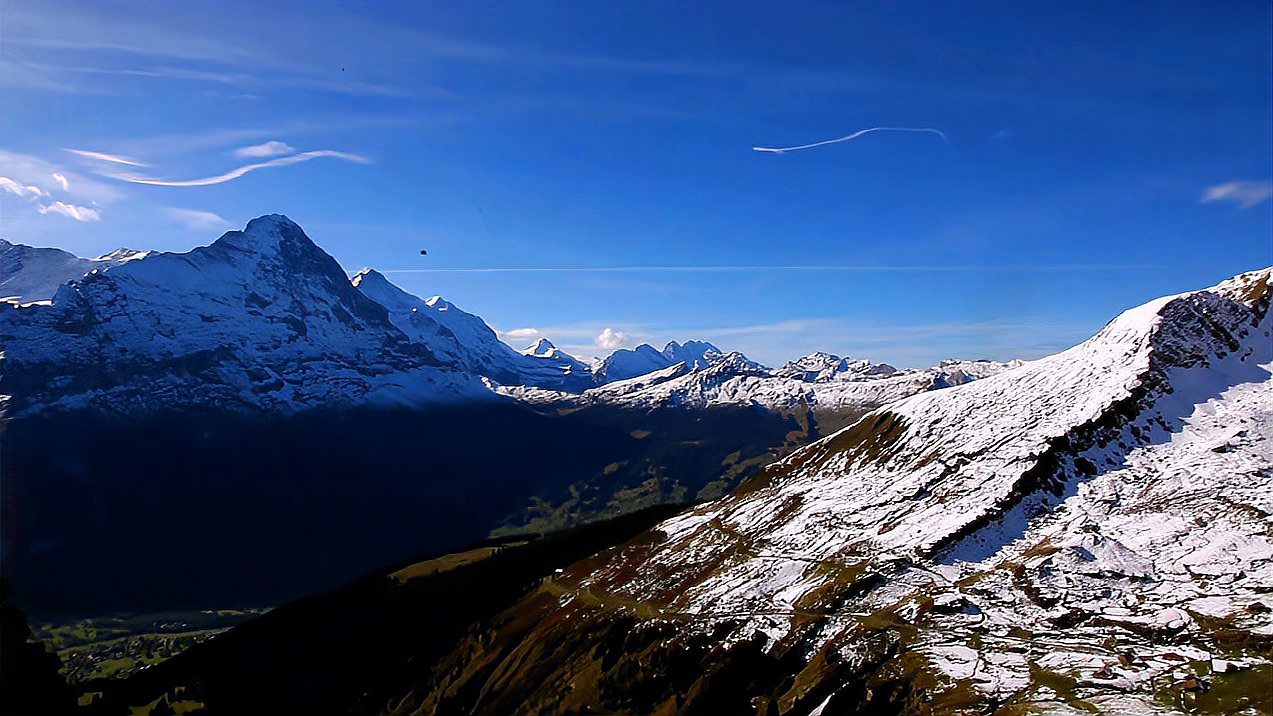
[381,268,1272,715]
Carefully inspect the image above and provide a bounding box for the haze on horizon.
[1,0,1269,367]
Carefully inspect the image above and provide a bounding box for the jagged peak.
[662,339,721,356]
[706,350,765,373]
[210,214,316,256]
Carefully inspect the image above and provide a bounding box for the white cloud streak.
[105,150,371,187]
[1201,180,1273,209]
[234,140,295,158]
[37,201,100,222]
[2,150,124,204]
[753,126,948,154]
[65,148,151,167]
[0,150,126,224]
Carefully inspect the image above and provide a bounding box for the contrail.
[106,150,370,187]
[375,264,1160,275]
[753,126,948,154]
[65,148,151,167]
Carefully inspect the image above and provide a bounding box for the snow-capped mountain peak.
[774,351,899,382]
[594,339,747,384]
[523,337,559,358]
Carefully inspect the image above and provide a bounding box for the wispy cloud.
[595,327,627,349]
[164,207,229,231]
[37,201,101,222]
[15,60,246,86]
[65,148,150,167]
[105,150,371,187]
[1201,180,1273,209]
[233,140,295,158]
[753,126,949,154]
[0,176,47,199]
[0,149,124,204]
[0,150,123,223]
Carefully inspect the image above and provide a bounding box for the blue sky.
[2,0,1270,366]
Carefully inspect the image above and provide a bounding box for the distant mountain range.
[0,214,1015,418]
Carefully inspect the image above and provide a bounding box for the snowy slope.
[526,267,1273,713]
[0,215,497,415]
[0,239,149,303]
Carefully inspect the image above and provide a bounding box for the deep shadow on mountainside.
[1,401,807,619]
[73,506,683,715]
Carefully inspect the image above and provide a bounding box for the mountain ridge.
[1,215,1022,418]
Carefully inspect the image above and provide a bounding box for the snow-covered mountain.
[662,339,724,370]
[0,216,632,415]
[0,238,149,303]
[773,351,899,382]
[351,268,592,391]
[0,216,496,415]
[521,338,594,383]
[508,349,1015,415]
[591,339,751,383]
[407,267,1273,715]
[594,343,683,383]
